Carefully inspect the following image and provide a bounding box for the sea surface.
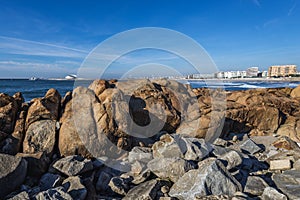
[0,79,300,102]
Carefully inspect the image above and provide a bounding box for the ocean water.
[0,79,92,102]
[0,79,299,102]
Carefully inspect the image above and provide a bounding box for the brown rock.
[88,79,110,96]
[272,136,300,151]
[291,85,300,98]
[26,88,61,128]
[0,93,19,134]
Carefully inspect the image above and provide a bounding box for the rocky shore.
[0,79,300,200]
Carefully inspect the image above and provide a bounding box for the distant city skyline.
[0,0,300,78]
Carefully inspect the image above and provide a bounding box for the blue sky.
[0,0,299,78]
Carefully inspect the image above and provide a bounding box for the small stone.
[62,176,87,200]
[270,159,291,171]
[108,176,132,196]
[180,137,213,161]
[96,171,112,192]
[161,185,170,194]
[129,168,151,185]
[261,187,287,200]
[131,160,146,175]
[232,135,238,142]
[272,136,300,151]
[6,191,30,200]
[128,146,153,163]
[123,179,170,200]
[34,186,73,200]
[39,173,63,191]
[244,176,269,196]
[240,139,262,154]
[147,157,195,182]
[52,155,93,176]
[152,134,183,159]
[293,159,300,170]
[213,138,228,147]
[219,150,243,170]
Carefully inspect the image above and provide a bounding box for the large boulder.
[52,155,93,176]
[290,85,300,98]
[0,153,27,198]
[23,120,57,155]
[2,105,28,155]
[147,157,195,182]
[123,179,171,200]
[25,88,61,128]
[0,93,19,134]
[273,169,300,199]
[58,87,106,158]
[169,158,242,199]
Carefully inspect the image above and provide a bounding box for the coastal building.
[257,71,268,78]
[215,71,246,79]
[246,67,259,77]
[268,65,297,77]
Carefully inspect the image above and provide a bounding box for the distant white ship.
[65,74,77,80]
[29,76,40,81]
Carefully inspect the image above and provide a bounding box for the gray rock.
[131,160,146,175]
[147,157,195,182]
[0,153,27,198]
[39,173,63,191]
[244,176,269,196]
[169,158,242,199]
[152,134,183,159]
[34,186,73,200]
[7,191,30,200]
[62,176,87,200]
[108,176,132,195]
[261,187,287,200]
[293,159,300,170]
[240,139,262,155]
[219,150,243,170]
[126,168,151,185]
[23,120,57,155]
[16,152,50,178]
[96,171,112,192]
[272,169,300,199]
[194,194,230,199]
[123,179,170,200]
[213,138,228,147]
[211,145,232,157]
[52,155,93,176]
[179,136,213,161]
[128,146,153,163]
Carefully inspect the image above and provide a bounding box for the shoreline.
[1,77,300,82]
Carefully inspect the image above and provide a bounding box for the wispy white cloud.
[0,35,90,59]
[251,0,261,7]
[288,2,297,16]
[263,18,279,28]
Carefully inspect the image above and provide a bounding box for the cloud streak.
[288,2,297,16]
[252,0,261,7]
